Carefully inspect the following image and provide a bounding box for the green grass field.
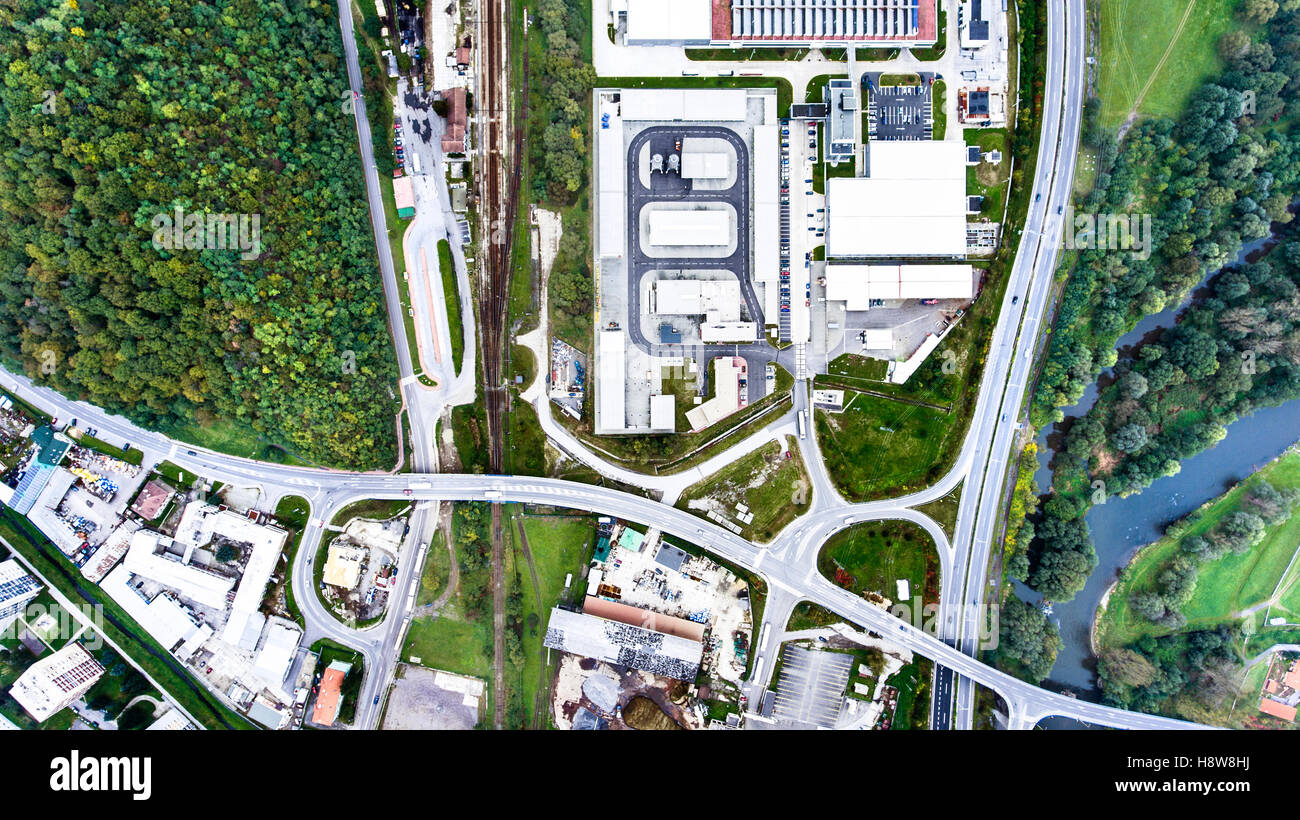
[932,80,947,140]
[438,239,465,377]
[818,519,939,605]
[401,510,495,683]
[914,481,963,541]
[415,528,452,609]
[402,616,492,679]
[816,394,953,500]
[786,601,855,632]
[1096,0,1240,131]
[965,128,1010,222]
[677,438,811,542]
[825,354,889,383]
[155,417,313,467]
[516,513,595,726]
[1098,448,1300,649]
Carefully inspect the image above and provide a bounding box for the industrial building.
[826,141,968,257]
[614,0,939,46]
[112,501,288,654]
[597,93,627,259]
[686,356,747,431]
[650,394,677,431]
[959,0,991,49]
[647,208,731,247]
[958,86,1006,125]
[0,425,74,516]
[825,78,858,164]
[542,605,704,681]
[583,595,707,641]
[619,88,750,122]
[681,150,730,179]
[324,542,367,589]
[651,279,741,322]
[311,660,352,727]
[0,559,41,631]
[79,520,138,584]
[597,329,627,432]
[621,0,713,44]
[251,620,301,686]
[9,641,104,723]
[20,467,80,557]
[100,564,211,658]
[172,502,289,651]
[246,695,290,729]
[594,85,775,436]
[392,175,416,218]
[122,529,237,611]
[652,276,764,342]
[824,264,975,307]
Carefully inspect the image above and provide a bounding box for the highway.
[941,0,1088,730]
[0,0,1214,731]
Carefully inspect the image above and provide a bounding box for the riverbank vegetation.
[1023,6,1300,607]
[1098,448,1300,651]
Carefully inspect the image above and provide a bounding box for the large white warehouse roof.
[825,264,975,308]
[620,88,749,122]
[648,209,730,246]
[652,279,742,322]
[597,330,627,433]
[681,152,730,179]
[624,0,713,44]
[826,141,968,257]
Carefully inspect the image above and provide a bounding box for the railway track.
[478,0,528,729]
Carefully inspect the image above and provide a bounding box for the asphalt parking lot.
[865,77,933,141]
[772,644,852,728]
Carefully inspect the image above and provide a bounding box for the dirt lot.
[382,663,483,730]
[551,654,702,730]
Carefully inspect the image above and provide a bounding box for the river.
[1022,227,1298,697]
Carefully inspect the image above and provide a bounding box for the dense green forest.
[1094,627,1240,722]
[0,0,400,468]
[1018,6,1300,607]
[526,0,596,350]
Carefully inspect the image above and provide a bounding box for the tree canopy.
[0,0,401,468]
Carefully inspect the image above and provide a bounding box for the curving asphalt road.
[0,0,1213,732]
[0,363,1208,729]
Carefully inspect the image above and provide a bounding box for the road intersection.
[0,0,1212,731]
